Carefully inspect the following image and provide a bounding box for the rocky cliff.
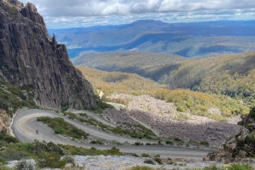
[0,109,11,131]
[205,107,255,162]
[0,0,97,110]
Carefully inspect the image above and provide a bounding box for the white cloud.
[19,0,255,28]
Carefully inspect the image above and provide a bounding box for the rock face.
[0,0,97,110]
[0,109,11,131]
[205,108,255,162]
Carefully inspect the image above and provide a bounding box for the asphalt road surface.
[12,109,212,160]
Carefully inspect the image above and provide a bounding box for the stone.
[225,136,236,150]
[0,109,11,131]
[238,150,247,158]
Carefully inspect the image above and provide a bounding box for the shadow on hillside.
[129,109,240,147]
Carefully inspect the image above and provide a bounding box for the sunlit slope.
[77,66,248,120]
[158,52,255,105]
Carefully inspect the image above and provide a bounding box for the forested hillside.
[157,52,255,105]
[73,51,185,73]
[77,66,248,121]
[75,51,255,107]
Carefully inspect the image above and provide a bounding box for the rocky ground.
[7,156,255,170]
[205,108,255,162]
[73,156,218,170]
[102,109,138,126]
[108,94,241,148]
[0,109,11,131]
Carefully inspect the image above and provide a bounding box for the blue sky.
[19,0,255,28]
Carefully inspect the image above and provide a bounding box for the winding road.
[12,109,212,160]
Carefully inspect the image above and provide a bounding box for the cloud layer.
[19,0,255,28]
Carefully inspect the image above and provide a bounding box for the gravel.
[6,156,255,170]
[109,94,241,148]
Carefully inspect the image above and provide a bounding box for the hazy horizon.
[19,0,255,29]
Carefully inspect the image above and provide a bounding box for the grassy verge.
[37,116,88,140]
[129,166,154,170]
[78,113,156,140]
[0,80,36,115]
[0,132,122,169]
[195,164,253,170]
[61,111,156,140]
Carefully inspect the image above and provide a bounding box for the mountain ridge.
[49,19,255,58]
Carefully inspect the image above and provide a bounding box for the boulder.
[205,108,255,162]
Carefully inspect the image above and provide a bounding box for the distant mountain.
[49,20,255,58]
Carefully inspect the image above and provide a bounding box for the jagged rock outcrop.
[0,0,97,110]
[0,109,11,131]
[205,107,255,162]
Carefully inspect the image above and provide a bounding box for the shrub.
[63,112,77,119]
[143,159,154,165]
[197,164,253,170]
[0,148,30,161]
[37,152,66,168]
[0,166,12,170]
[177,105,186,112]
[227,163,253,170]
[153,157,162,164]
[59,145,123,156]
[200,165,218,170]
[31,140,63,155]
[0,157,6,165]
[141,153,150,158]
[0,129,18,143]
[245,131,255,143]
[200,141,209,147]
[62,155,74,165]
[54,127,65,134]
[61,102,69,112]
[134,142,143,146]
[174,138,182,142]
[108,147,122,156]
[129,165,154,170]
[249,107,255,118]
[166,140,174,145]
[130,153,139,157]
[90,140,104,145]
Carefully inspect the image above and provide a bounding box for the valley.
[77,66,248,121]
[74,51,255,108]
[1,0,255,169]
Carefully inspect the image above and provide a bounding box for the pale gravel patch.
[109,94,241,147]
[6,156,255,170]
[73,155,219,170]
